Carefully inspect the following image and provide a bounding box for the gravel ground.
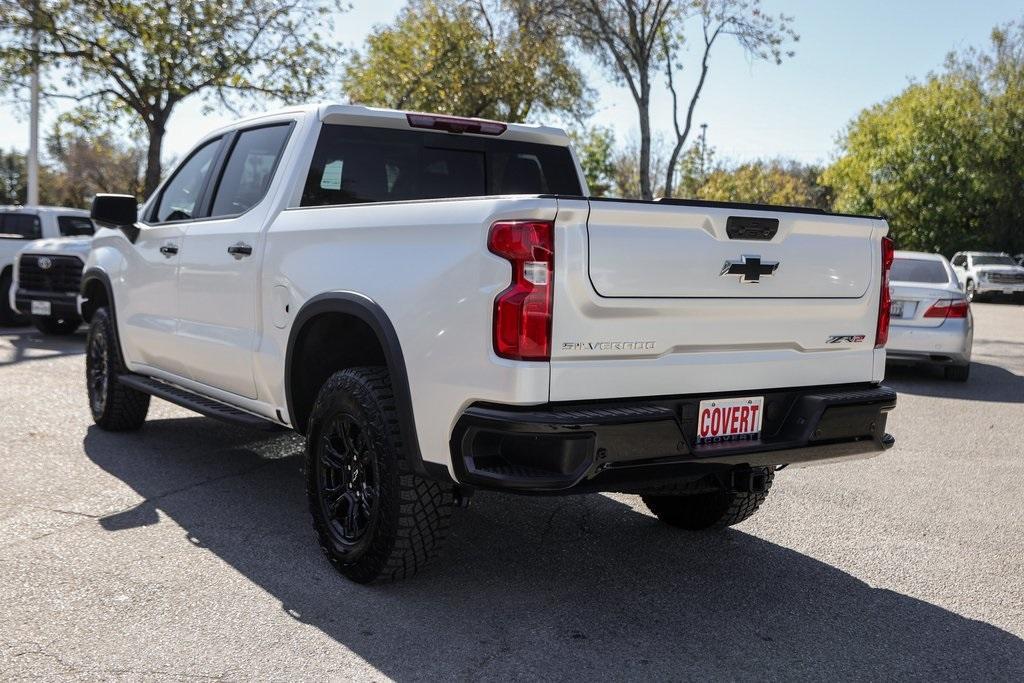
[1,302,1022,681]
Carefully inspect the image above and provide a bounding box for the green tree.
[823,20,1024,255]
[556,0,796,199]
[0,149,60,205]
[699,159,829,209]
[45,110,145,207]
[673,138,715,197]
[0,150,28,205]
[0,0,341,196]
[344,0,590,122]
[571,126,616,196]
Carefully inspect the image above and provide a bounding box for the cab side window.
[152,138,221,223]
[209,124,291,218]
[57,216,95,236]
[0,213,42,240]
[951,254,966,268]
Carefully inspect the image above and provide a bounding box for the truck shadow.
[886,361,1024,403]
[82,418,1024,680]
[0,325,86,366]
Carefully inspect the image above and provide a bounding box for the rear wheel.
[0,269,28,326]
[32,314,81,335]
[944,364,970,382]
[642,471,774,530]
[86,307,150,431]
[306,367,454,583]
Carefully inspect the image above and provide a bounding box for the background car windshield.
[0,213,42,240]
[973,255,1017,266]
[891,258,950,284]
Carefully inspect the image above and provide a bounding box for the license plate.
[890,301,904,317]
[31,300,51,316]
[696,396,764,446]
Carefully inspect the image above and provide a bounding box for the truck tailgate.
[588,200,873,298]
[549,199,889,402]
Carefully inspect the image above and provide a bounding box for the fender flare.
[285,291,451,483]
[79,269,130,361]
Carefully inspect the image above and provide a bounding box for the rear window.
[57,216,95,236]
[891,258,950,284]
[300,124,582,207]
[0,212,41,240]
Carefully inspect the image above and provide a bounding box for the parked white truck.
[81,104,897,583]
[1,205,93,328]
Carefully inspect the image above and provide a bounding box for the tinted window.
[0,213,41,240]
[57,215,95,236]
[973,255,1016,266]
[951,254,966,267]
[153,139,221,222]
[300,124,582,207]
[210,125,291,217]
[891,258,950,284]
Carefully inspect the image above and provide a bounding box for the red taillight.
[923,298,969,319]
[406,113,507,136]
[488,220,554,360]
[876,236,895,348]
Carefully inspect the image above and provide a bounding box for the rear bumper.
[13,289,80,317]
[887,318,972,366]
[450,383,896,493]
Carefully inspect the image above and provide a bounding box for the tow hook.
[731,467,771,494]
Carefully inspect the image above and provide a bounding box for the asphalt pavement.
[1,303,1023,681]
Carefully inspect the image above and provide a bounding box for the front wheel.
[306,367,454,583]
[86,307,150,431]
[965,279,977,302]
[642,471,774,530]
[33,314,82,335]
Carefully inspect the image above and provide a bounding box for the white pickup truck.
[2,205,93,328]
[81,103,897,583]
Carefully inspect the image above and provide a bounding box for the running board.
[118,374,284,431]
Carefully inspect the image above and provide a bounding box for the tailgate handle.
[726,216,779,241]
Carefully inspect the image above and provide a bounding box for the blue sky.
[0,0,1020,167]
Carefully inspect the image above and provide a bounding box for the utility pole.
[27,0,40,206]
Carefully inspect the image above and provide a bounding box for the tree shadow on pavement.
[0,326,85,366]
[886,361,1024,403]
[83,418,1024,680]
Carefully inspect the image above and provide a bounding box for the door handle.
[227,242,253,259]
[159,244,178,257]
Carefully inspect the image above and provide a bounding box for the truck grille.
[18,254,84,293]
[989,272,1024,285]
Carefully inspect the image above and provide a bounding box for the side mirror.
[91,194,137,228]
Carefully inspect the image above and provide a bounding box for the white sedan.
[886,251,973,381]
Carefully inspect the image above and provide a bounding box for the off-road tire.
[0,269,28,326]
[86,307,150,431]
[33,314,81,335]
[945,364,970,382]
[642,470,774,530]
[306,367,454,583]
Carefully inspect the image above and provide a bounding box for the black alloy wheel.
[315,412,381,548]
[87,322,110,416]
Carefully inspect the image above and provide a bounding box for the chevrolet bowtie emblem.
[720,255,778,283]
